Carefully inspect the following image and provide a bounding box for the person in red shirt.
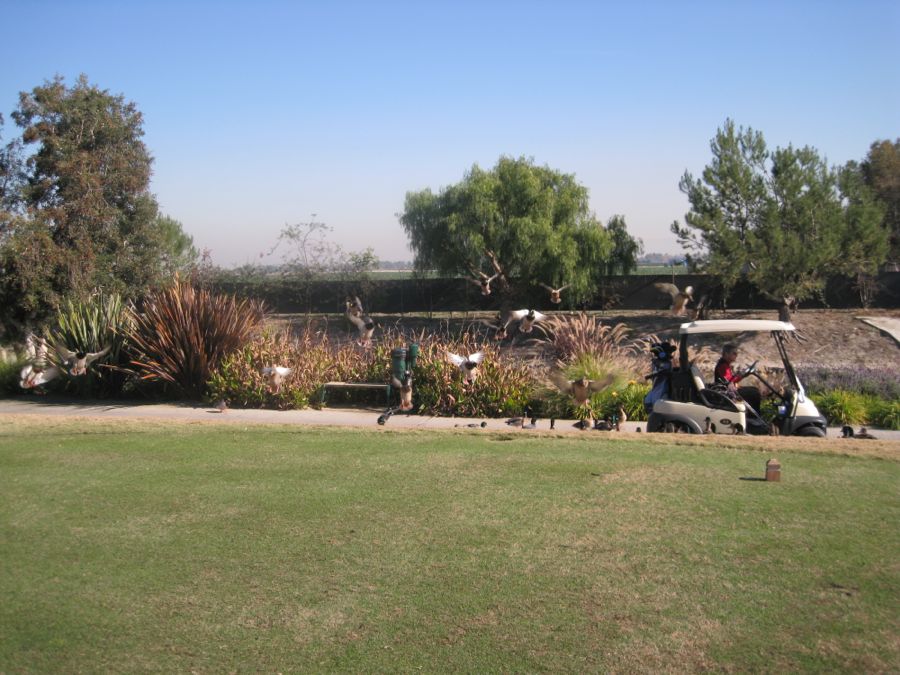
[714,343,761,413]
[714,343,744,386]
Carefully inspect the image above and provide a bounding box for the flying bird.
[55,345,111,376]
[539,283,570,305]
[479,313,512,340]
[19,364,61,390]
[653,283,694,316]
[25,333,49,363]
[345,296,364,317]
[447,351,484,384]
[345,307,376,346]
[510,309,547,334]
[469,272,500,296]
[261,366,292,393]
[549,372,615,406]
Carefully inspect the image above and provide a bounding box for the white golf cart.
[645,320,827,436]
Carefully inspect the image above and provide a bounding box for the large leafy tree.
[0,75,175,333]
[400,156,637,303]
[672,120,888,317]
[860,138,900,264]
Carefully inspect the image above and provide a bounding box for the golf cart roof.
[678,320,796,335]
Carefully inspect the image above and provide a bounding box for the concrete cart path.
[857,316,900,346]
[1,398,898,441]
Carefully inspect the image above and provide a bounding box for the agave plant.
[126,277,266,398]
[49,291,131,396]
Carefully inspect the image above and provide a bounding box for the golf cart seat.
[690,363,741,412]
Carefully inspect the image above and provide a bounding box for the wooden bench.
[318,381,392,405]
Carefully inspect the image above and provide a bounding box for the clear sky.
[1,1,898,266]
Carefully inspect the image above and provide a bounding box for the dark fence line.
[211,272,900,314]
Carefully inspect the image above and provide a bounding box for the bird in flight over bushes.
[447,351,484,384]
[347,312,376,347]
[391,370,414,411]
[345,296,364,317]
[20,363,61,390]
[549,372,615,406]
[54,344,111,376]
[469,272,500,296]
[19,333,60,391]
[540,283,570,305]
[510,309,547,334]
[261,366,292,393]
[345,297,376,346]
[653,283,694,316]
[479,313,512,340]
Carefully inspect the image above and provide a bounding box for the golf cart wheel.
[796,425,825,438]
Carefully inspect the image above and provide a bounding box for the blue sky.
[1,1,898,266]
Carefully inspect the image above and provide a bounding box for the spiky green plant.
[50,292,130,396]
[126,277,266,398]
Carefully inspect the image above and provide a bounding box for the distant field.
[1,419,897,672]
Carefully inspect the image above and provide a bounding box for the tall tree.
[672,120,888,317]
[155,214,199,274]
[400,156,637,303]
[603,215,643,276]
[860,138,900,264]
[0,75,172,332]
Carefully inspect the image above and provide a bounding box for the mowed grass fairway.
[1,419,898,672]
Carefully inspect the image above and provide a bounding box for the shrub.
[594,381,652,422]
[207,326,533,418]
[865,397,900,431]
[49,292,131,397]
[545,313,636,363]
[126,277,265,398]
[799,366,900,400]
[0,358,25,396]
[405,331,532,417]
[811,390,868,426]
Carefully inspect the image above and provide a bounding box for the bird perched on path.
[55,344,111,376]
[469,272,500,296]
[510,309,547,334]
[842,426,876,439]
[654,283,694,316]
[539,283,570,305]
[447,351,484,385]
[261,366,292,393]
[214,399,229,413]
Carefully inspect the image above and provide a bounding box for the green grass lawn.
[1,420,898,672]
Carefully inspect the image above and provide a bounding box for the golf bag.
[644,341,676,413]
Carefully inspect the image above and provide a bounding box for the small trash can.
[391,347,407,382]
